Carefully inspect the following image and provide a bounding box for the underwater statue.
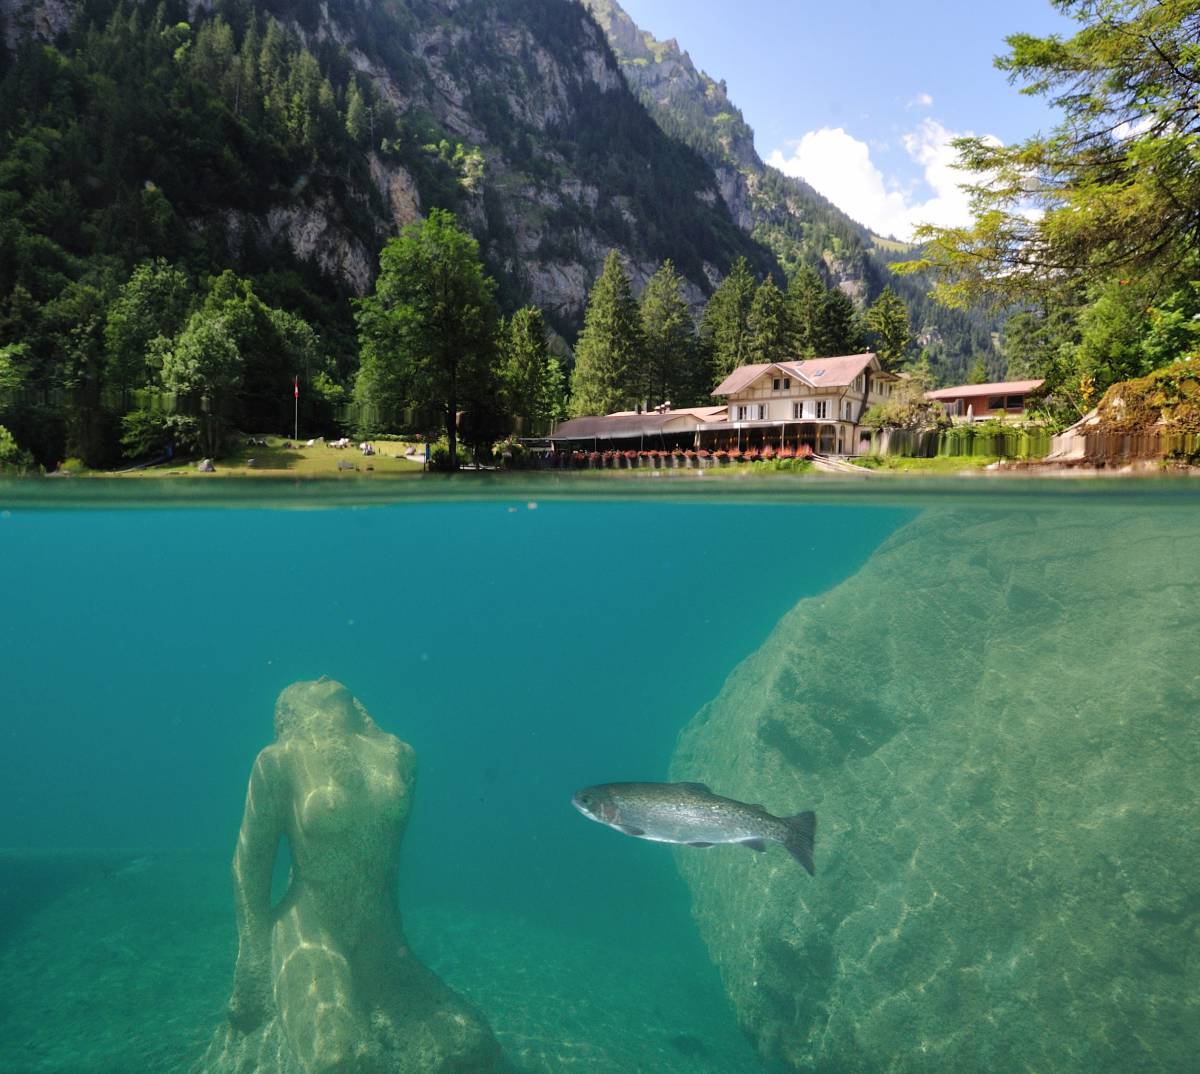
[195,677,504,1074]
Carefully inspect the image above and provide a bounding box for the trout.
[571,781,815,875]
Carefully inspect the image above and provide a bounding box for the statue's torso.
[278,731,415,941]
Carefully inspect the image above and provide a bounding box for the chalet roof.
[549,406,726,441]
[712,353,887,397]
[926,379,1045,400]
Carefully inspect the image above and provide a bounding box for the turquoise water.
[0,478,1197,1073]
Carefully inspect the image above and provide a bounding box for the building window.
[783,378,791,389]
[792,402,804,419]
[772,378,781,391]
[987,396,1006,410]
[1006,395,1024,409]
[815,400,828,419]
[843,400,853,420]
[737,404,767,421]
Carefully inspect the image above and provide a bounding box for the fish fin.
[742,839,767,852]
[679,781,712,794]
[782,812,816,876]
[617,824,645,837]
[687,841,714,848]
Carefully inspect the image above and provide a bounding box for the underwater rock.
[194,678,504,1074]
[670,507,1200,1073]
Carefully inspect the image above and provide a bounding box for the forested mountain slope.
[0,0,774,332]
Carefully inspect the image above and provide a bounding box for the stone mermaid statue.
[195,677,504,1074]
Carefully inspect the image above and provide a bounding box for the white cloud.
[910,92,934,109]
[767,119,999,241]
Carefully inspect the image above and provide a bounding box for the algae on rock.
[670,506,1200,1073]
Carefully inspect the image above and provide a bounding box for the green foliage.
[0,422,33,470]
[966,357,989,385]
[860,377,951,431]
[864,287,912,372]
[747,276,790,364]
[160,311,243,456]
[104,259,193,402]
[700,256,755,383]
[354,209,501,468]
[787,266,825,358]
[118,407,173,459]
[899,1,1200,310]
[569,250,644,416]
[500,306,562,435]
[818,287,865,356]
[639,260,701,408]
[937,424,1051,459]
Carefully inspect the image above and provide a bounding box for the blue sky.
[615,0,1076,239]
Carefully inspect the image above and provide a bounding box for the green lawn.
[109,437,426,478]
[850,454,1001,473]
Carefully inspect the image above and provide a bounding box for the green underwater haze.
[0,480,1196,1073]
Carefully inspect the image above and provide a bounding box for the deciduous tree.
[354,209,500,468]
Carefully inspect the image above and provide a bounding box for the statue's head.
[273,677,375,740]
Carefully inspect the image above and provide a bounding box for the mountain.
[0,0,776,345]
[581,0,1001,382]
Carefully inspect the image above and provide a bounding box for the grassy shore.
[87,437,426,478]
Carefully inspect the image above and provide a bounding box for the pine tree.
[787,266,826,358]
[569,251,644,417]
[640,260,698,408]
[747,275,791,364]
[346,80,368,145]
[699,256,755,385]
[819,288,865,356]
[501,306,559,434]
[864,286,912,372]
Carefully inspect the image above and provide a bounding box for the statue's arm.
[228,747,284,1032]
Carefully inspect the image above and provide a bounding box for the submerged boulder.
[670,505,1200,1073]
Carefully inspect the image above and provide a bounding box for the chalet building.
[705,352,900,455]
[546,353,898,456]
[926,379,1045,421]
[548,406,727,451]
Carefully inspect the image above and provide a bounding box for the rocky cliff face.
[582,0,1002,376]
[0,0,773,335]
[583,0,867,293]
[669,503,1200,1073]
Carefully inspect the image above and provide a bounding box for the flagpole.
[293,376,299,441]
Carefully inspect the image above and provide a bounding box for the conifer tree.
[699,256,756,385]
[819,288,865,356]
[787,266,826,358]
[640,260,698,408]
[747,276,791,364]
[501,306,561,434]
[569,251,644,417]
[864,286,912,372]
[345,80,368,145]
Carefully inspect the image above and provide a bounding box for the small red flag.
[293,376,299,399]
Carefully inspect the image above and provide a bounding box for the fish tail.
[780,811,815,875]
